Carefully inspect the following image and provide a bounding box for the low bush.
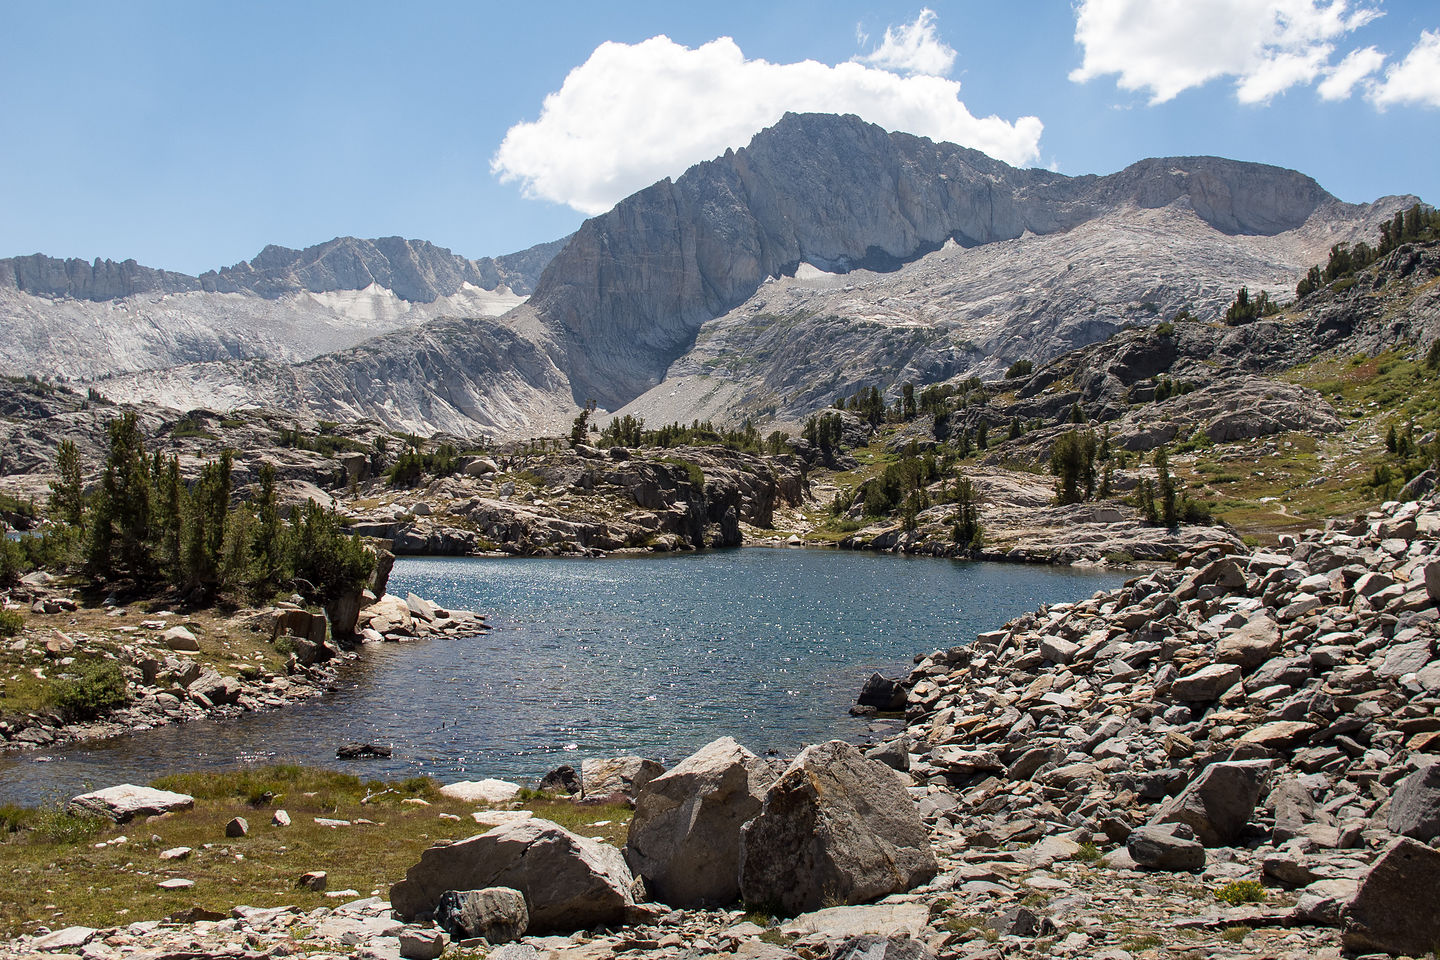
[0,609,23,637]
[50,660,128,720]
[1215,879,1265,905]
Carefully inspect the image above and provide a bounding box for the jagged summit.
[0,234,563,304]
[530,112,1354,409]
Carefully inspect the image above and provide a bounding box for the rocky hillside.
[83,114,1412,438]
[0,236,563,383]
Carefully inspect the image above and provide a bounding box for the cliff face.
[532,113,1337,409]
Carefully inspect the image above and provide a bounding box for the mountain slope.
[0,236,564,382]
[49,114,1424,436]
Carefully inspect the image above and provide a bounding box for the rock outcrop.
[624,737,775,908]
[738,740,937,915]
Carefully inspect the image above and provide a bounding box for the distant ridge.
[0,234,567,303]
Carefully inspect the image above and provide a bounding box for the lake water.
[0,550,1127,805]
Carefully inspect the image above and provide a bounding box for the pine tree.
[901,383,916,421]
[1008,417,1022,441]
[49,439,84,528]
[86,411,153,580]
[976,421,989,451]
[1156,446,1178,527]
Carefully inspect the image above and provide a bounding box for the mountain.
[0,236,565,382]
[11,113,1417,437]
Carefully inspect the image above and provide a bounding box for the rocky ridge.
[67,114,1413,438]
[0,236,563,385]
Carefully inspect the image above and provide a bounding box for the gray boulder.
[1151,760,1270,847]
[738,740,937,915]
[1342,837,1440,956]
[1387,761,1440,842]
[433,887,528,943]
[581,756,665,802]
[68,784,194,822]
[624,736,774,907]
[1126,823,1206,871]
[389,818,636,933]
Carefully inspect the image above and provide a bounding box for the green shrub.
[0,609,23,637]
[1215,880,1265,905]
[1074,841,1103,863]
[30,804,106,845]
[50,660,128,720]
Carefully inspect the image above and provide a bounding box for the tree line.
[35,411,373,607]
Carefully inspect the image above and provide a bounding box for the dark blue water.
[0,550,1126,804]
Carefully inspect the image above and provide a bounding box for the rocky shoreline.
[0,582,487,755]
[8,494,1439,959]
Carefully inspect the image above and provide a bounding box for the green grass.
[0,765,633,938]
[1221,925,1252,943]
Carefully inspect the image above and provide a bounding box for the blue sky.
[2,1,1436,275]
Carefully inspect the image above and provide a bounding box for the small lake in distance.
[0,550,1128,804]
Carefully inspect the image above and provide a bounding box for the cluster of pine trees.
[597,415,787,455]
[1297,202,1439,299]
[43,411,372,606]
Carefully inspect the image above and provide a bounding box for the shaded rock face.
[1151,760,1270,847]
[623,736,774,908]
[738,739,937,915]
[1387,761,1440,842]
[1342,837,1440,956]
[1127,823,1205,871]
[389,819,636,933]
[433,887,528,943]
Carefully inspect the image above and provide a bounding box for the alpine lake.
[0,549,1128,804]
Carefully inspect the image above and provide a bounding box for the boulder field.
[10,493,1440,959]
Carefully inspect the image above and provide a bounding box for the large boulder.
[68,784,194,822]
[738,740,937,915]
[1342,837,1440,956]
[1387,761,1440,842]
[624,737,774,907]
[1150,760,1270,847]
[582,756,664,802]
[1169,663,1243,702]
[390,819,636,933]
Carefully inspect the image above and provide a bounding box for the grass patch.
[0,765,632,938]
[1074,841,1102,863]
[1221,925,1252,943]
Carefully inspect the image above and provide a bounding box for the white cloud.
[855,8,956,76]
[1070,0,1382,104]
[1367,30,1440,108]
[1317,45,1385,99]
[492,34,1042,216]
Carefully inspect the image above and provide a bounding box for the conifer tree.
[49,439,84,529]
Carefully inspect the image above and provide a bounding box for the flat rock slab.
[31,926,97,952]
[782,903,930,940]
[439,779,522,804]
[69,784,194,822]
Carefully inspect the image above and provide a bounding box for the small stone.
[399,930,448,960]
[297,870,328,892]
[272,809,292,827]
[225,817,249,838]
[157,878,195,889]
[159,846,191,860]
